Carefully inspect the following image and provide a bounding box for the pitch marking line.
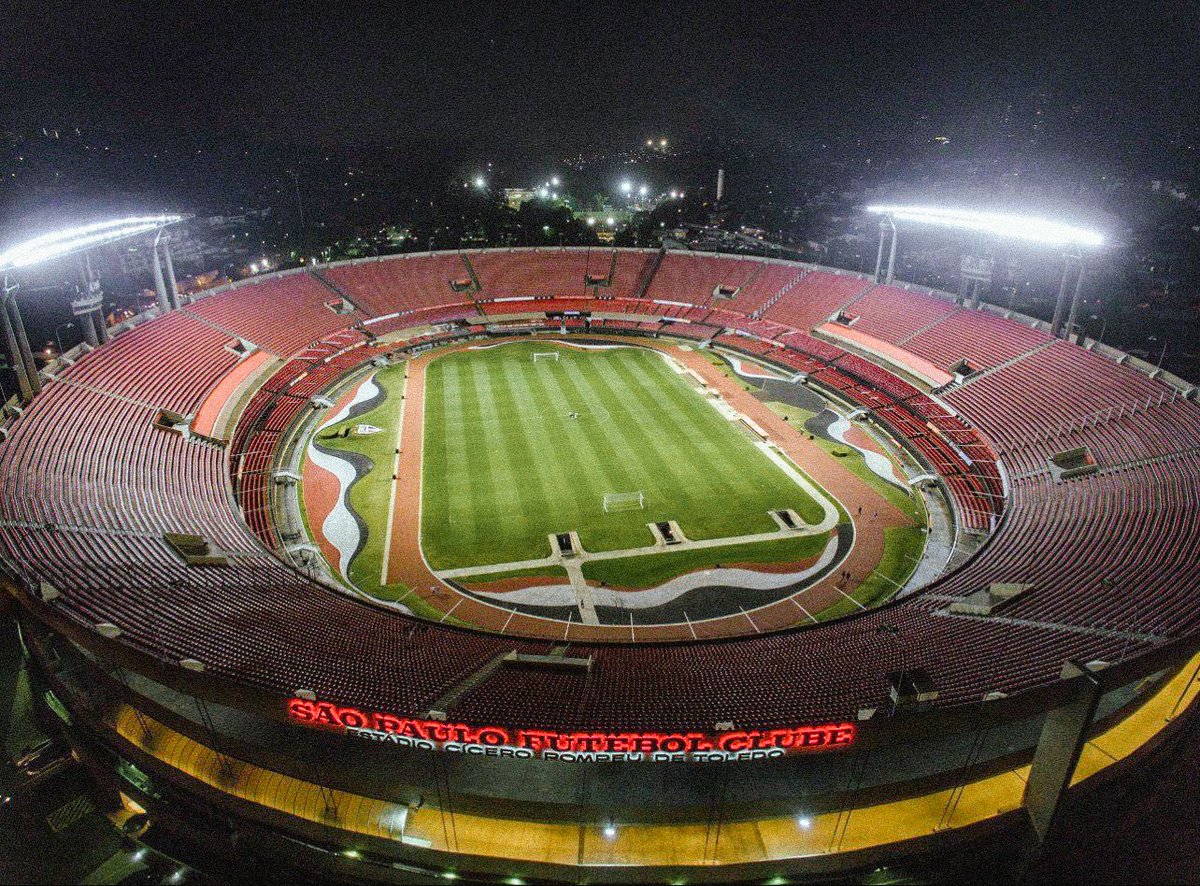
[379,365,408,585]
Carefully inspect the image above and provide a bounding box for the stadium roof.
[0,214,186,273]
[866,205,1104,248]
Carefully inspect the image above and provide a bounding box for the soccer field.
[420,341,828,570]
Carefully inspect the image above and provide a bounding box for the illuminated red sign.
[288,698,855,762]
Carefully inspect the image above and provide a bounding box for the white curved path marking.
[721,353,788,380]
[827,415,907,487]
[307,372,380,578]
[471,536,840,610]
[318,372,380,431]
[307,444,361,578]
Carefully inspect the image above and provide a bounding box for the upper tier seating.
[947,341,1165,451]
[471,249,615,299]
[762,272,871,330]
[188,273,362,357]
[904,308,1051,373]
[644,252,760,306]
[57,310,241,415]
[321,254,471,317]
[843,285,959,344]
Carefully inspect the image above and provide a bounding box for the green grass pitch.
[420,341,827,570]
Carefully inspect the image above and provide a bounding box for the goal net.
[603,491,645,512]
[532,352,560,362]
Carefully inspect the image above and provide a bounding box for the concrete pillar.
[80,311,99,347]
[1050,259,1073,338]
[1,297,33,402]
[151,242,170,313]
[874,222,888,283]
[886,226,898,284]
[1064,264,1086,343]
[1023,661,1103,842]
[94,307,108,344]
[7,297,41,396]
[162,240,180,309]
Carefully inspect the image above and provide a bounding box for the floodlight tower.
[0,214,186,404]
[150,228,181,312]
[867,205,1103,339]
[959,253,995,308]
[71,252,108,347]
[1050,249,1086,340]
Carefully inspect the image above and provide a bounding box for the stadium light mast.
[866,205,1104,340]
[0,214,186,403]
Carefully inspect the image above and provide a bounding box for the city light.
[474,176,486,188]
[866,205,1104,247]
[638,185,648,197]
[606,217,616,226]
[550,176,560,186]
[587,217,595,226]
[0,214,184,271]
[619,180,633,194]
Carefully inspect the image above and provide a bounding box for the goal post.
[532,352,560,362]
[603,491,645,512]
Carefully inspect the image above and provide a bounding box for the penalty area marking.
[379,367,409,586]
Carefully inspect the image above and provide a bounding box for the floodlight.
[474,177,486,188]
[866,205,1103,248]
[551,176,560,186]
[606,217,616,226]
[619,181,633,194]
[0,214,185,271]
[638,185,648,197]
[587,217,596,226]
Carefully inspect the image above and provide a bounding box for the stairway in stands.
[459,252,484,296]
[457,252,487,315]
[634,248,667,300]
[750,268,810,319]
[897,306,962,345]
[309,269,363,314]
[725,261,765,308]
[944,339,1056,392]
[836,281,878,314]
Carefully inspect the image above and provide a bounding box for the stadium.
[3,225,1200,882]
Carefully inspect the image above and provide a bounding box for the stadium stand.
[643,252,760,305]
[2,250,1199,740]
[321,254,471,317]
[55,310,242,415]
[188,272,362,357]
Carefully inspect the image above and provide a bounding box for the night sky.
[3,1,1197,157]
